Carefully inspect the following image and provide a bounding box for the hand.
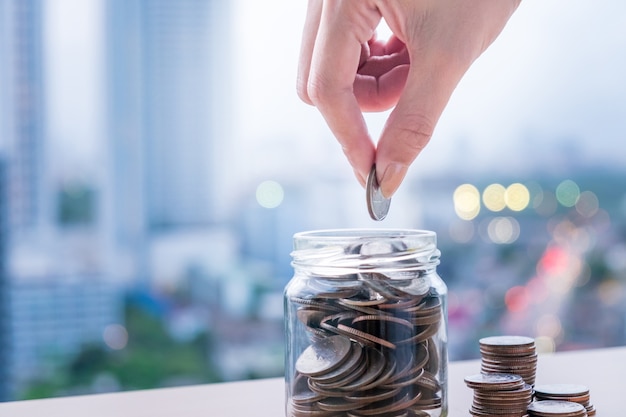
[297,0,520,198]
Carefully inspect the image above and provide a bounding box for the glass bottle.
[285,229,448,417]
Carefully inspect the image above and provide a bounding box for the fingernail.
[379,163,408,199]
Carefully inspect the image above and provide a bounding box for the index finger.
[307,2,381,185]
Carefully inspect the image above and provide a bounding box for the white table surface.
[1,346,624,416]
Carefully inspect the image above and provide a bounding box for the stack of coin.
[464,373,533,417]
[289,273,445,417]
[527,400,587,417]
[533,384,595,416]
[479,335,537,386]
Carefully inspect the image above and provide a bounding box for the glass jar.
[285,229,448,417]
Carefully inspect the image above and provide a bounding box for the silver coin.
[527,399,586,414]
[366,164,391,221]
[295,335,352,377]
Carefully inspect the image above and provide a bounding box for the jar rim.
[291,229,439,273]
[293,229,436,241]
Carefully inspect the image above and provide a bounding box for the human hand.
[297,0,520,198]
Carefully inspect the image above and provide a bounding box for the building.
[0,0,129,400]
[0,159,9,402]
[8,277,124,397]
[105,0,231,232]
[103,0,233,289]
[0,0,48,238]
[0,0,48,401]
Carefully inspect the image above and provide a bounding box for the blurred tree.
[22,301,221,399]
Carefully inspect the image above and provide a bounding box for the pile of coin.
[464,336,596,417]
[527,400,587,417]
[533,384,595,416]
[289,272,444,417]
[464,373,533,417]
[479,335,537,386]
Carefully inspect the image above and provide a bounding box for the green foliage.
[57,183,96,226]
[22,303,221,400]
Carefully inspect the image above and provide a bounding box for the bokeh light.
[535,190,558,217]
[453,184,481,220]
[525,181,544,209]
[504,285,530,312]
[555,179,580,207]
[487,216,520,244]
[505,183,530,211]
[535,336,556,354]
[103,324,128,350]
[575,190,599,218]
[256,180,284,208]
[482,183,506,212]
[449,219,475,243]
[576,262,591,287]
[536,314,563,339]
[597,279,624,306]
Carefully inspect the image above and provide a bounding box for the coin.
[311,343,365,386]
[296,335,353,377]
[464,373,525,391]
[366,164,391,221]
[533,384,590,398]
[290,269,444,416]
[533,384,594,416]
[479,335,537,386]
[480,335,536,350]
[527,400,587,416]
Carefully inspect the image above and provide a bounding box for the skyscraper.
[0,0,47,238]
[106,0,231,232]
[0,0,46,401]
[0,158,9,402]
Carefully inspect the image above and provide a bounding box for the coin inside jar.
[295,335,352,377]
[366,164,391,221]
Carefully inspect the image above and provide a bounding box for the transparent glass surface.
[285,229,448,417]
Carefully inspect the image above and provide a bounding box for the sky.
[44,0,105,183]
[42,0,626,197]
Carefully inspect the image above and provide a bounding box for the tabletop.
[1,346,624,416]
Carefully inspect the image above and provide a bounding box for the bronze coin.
[317,396,363,412]
[351,390,423,416]
[311,342,365,385]
[289,402,340,417]
[335,323,397,349]
[339,348,387,392]
[345,386,402,404]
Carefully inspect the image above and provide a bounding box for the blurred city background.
[1,0,625,402]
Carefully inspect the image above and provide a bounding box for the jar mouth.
[293,229,435,242]
[291,229,439,275]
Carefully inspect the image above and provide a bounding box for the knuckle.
[390,113,435,156]
[306,75,345,108]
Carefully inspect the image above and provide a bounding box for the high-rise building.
[8,278,124,397]
[0,0,129,400]
[0,0,47,401]
[104,0,233,287]
[0,159,9,402]
[0,0,48,238]
[106,0,231,233]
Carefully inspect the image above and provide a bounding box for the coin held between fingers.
[366,164,391,221]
